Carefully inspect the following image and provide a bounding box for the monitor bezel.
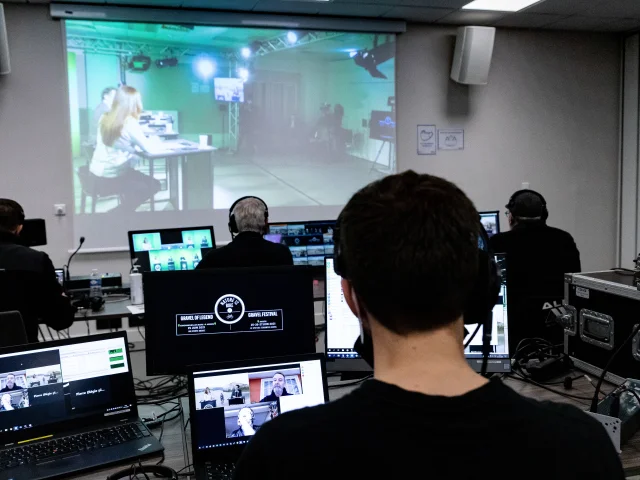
[127,225,216,267]
[479,210,501,236]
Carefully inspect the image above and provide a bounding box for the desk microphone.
[65,236,85,283]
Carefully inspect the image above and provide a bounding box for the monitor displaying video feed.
[479,211,500,237]
[214,78,245,103]
[464,254,510,373]
[189,354,327,453]
[0,333,136,445]
[128,226,215,272]
[143,267,316,375]
[265,220,335,268]
[369,110,396,142]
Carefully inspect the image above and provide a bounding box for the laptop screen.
[143,267,317,375]
[325,257,361,360]
[0,334,136,444]
[190,355,327,453]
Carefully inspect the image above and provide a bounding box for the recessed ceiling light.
[462,0,543,12]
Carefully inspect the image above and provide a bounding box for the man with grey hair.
[197,196,292,269]
[490,189,580,347]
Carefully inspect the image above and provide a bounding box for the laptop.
[0,332,163,479]
[188,353,329,480]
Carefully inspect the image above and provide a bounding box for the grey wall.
[0,5,621,283]
[396,26,621,272]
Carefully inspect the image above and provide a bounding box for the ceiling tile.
[2,0,28,3]
[332,0,401,4]
[582,0,640,19]
[383,6,453,22]
[544,15,640,32]
[437,9,506,25]
[525,0,595,15]
[26,0,51,4]
[105,0,180,5]
[317,3,393,17]
[182,0,258,9]
[252,0,321,14]
[397,0,470,7]
[494,12,567,28]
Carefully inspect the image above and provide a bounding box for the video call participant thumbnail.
[259,372,291,403]
[234,171,624,480]
[0,373,23,393]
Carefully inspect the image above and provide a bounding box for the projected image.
[65,21,396,246]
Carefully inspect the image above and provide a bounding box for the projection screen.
[64,18,397,249]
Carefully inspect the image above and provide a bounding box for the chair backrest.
[0,310,28,348]
[0,269,51,343]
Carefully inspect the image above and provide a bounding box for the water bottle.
[89,269,103,299]
[130,266,144,305]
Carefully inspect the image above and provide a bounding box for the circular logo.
[215,294,245,324]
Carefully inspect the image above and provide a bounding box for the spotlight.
[286,31,298,44]
[155,57,178,68]
[128,55,151,72]
[195,57,216,80]
[238,67,249,82]
[241,47,251,59]
[353,41,394,79]
[348,50,357,58]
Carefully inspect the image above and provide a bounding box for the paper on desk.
[127,305,145,315]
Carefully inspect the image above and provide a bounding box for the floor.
[73,150,390,214]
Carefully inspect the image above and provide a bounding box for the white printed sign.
[438,129,464,150]
[417,125,436,155]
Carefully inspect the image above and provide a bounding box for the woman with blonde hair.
[90,86,160,212]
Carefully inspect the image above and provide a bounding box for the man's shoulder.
[0,243,48,271]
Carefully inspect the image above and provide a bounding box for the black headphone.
[107,464,178,480]
[334,212,501,372]
[506,189,548,221]
[228,196,269,235]
[71,294,105,312]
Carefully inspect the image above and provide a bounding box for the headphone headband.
[228,196,269,235]
[506,189,548,221]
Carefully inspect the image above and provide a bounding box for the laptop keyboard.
[0,422,151,472]
[205,462,236,480]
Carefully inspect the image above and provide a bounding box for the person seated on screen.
[186,236,195,248]
[141,237,152,251]
[0,394,14,412]
[259,373,291,403]
[196,197,293,269]
[229,407,257,438]
[0,199,75,343]
[489,190,581,347]
[234,171,624,480]
[93,86,116,136]
[202,387,213,402]
[90,86,161,213]
[0,374,23,393]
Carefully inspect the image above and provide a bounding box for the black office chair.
[76,165,122,214]
[0,311,28,348]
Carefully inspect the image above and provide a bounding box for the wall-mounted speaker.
[450,26,495,85]
[0,3,10,75]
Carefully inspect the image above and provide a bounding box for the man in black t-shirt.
[0,374,23,393]
[235,172,624,480]
[259,373,291,403]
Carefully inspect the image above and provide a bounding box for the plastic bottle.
[130,266,144,305]
[89,269,103,299]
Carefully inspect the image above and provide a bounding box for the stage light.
[238,67,249,82]
[241,47,251,59]
[353,41,394,79]
[287,31,298,44]
[195,57,216,80]
[155,57,178,68]
[348,50,357,58]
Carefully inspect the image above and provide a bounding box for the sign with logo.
[175,293,284,336]
[417,124,436,155]
[438,129,464,151]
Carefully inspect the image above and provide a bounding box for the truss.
[66,35,215,57]
[255,31,344,57]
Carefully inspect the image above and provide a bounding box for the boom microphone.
[65,236,85,283]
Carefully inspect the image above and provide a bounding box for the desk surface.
[74,298,134,321]
[70,350,640,479]
[140,139,216,159]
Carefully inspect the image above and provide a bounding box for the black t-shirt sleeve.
[565,235,581,273]
[488,233,507,254]
[39,253,75,332]
[280,245,294,266]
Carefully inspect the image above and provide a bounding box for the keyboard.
[0,422,151,472]
[205,462,235,480]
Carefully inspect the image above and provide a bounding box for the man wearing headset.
[196,196,292,269]
[489,190,581,346]
[0,199,75,342]
[234,172,622,479]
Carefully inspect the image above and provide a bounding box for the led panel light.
[462,0,543,12]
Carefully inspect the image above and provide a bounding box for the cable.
[590,323,640,412]
[507,373,593,405]
[137,327,146,341]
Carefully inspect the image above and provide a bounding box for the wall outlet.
[54,204,66,217]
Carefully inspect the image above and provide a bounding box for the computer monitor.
[127,226,215,272]
[326,255,511,374]
[0,332,138,445]
[324,257,371,373]
[265,220,336,269]
[143,267,317,375]
[188,353,327,455]
[464,254,510,373]
[479,211,500,237]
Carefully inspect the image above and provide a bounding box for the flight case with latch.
[564,271,640,381]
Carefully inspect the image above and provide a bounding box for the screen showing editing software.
[128,226,215,272]
[265,221,335,267]
[143,267,317,375]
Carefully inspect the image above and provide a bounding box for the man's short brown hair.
[338,171,480,335]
